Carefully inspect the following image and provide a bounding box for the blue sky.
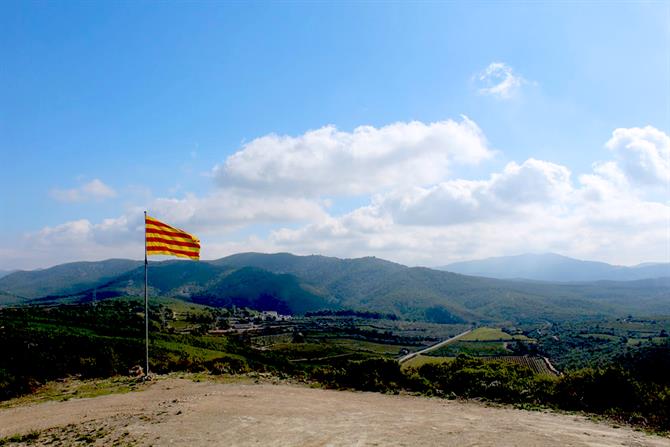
[1,2,668,270]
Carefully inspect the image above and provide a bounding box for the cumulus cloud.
[605,126,670,186]
[31,214,143,247]
[15,123,670,269]
[214,117,492,195]
[17,214,145,268]
[378,159,572,226]
[475,62,526,99]
[50,179,117,203]
[150,191,329,232]
[268,155,669,266]
[23,189,330,267]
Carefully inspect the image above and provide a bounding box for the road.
[398,328,472,363]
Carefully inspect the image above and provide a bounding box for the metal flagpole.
[144,210,149,377]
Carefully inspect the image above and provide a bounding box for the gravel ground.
[0,377,668,446]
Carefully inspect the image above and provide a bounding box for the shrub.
[554,367,641,413]
[417,355,542,403]
[206,357,250,375]
[312,358,405,392]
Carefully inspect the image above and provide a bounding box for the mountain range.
[0,270,16,279]
[1,253,668,323]
[440,253,670,282]
[0,259,143,300]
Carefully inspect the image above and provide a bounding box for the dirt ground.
[0,377,668,446]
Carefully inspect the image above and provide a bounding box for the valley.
[5,3,668,445]
[1,253,669,437]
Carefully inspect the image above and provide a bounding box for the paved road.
[398,328,472,363]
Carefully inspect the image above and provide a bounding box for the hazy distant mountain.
[0,270,15,279]
[439,253,670,282]
[2,253,669,322]
[0,259,142,299]
[0,291,23,306]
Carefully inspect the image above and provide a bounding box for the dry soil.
[0,377,668,446]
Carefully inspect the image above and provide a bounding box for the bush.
[418,355,542,403]
[554,367,641,413]
[206,357,250,374]
[312,358,404,392]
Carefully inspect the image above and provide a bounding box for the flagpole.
[144,210,149,377]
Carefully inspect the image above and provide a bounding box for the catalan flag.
[145,215,200,260]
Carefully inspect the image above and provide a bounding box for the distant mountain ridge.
[1,253,669,323]
[439,253,670,282]
[0,259,143,299]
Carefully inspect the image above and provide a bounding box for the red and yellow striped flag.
[145,215,200,260]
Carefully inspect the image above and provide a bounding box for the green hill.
[30,260,335,316]
[3,253,669,323]
[100,260,229,297]
[190,266,336,314]
[0,259,142,299]
[214,253,670,322]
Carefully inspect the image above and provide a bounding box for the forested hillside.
[0,259,142,299]
[2,253,669,324]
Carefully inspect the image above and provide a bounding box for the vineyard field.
[402,354,558,376]
[488,356,557,375]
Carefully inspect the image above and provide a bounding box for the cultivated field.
[402,354,557,375]
[486,356,556,375]
[401,354,453,369]
[460,327,530,341]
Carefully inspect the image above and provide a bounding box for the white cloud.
[476,62,526,99]
[22,189,330,267]
[16,214,144,268]
[378,159,572,226]
[268,155,669,266]
[31,214,143,248]
[150,191,329,232]
[214,117,493,196]
[25,115,495,266]
[50,179,117,203]
[605,125,670,186]
[12,123,670,269]
[34,219,95,245]
[578,161,629,203]
[489,159,572,203]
